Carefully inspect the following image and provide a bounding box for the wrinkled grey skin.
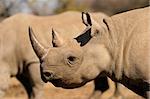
[30,7,150,98]
[0,11,121,99]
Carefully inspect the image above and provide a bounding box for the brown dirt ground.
[3,78,144,99]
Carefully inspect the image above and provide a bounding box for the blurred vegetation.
[0,0,149,17]
[91,0,149,15]
[55,0,89,13]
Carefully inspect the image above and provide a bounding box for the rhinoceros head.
[29,12,111,88]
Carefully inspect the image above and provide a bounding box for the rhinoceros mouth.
[41,72,61,83]
[50,79,87,89]
[41,72,48,83]
[41,71,61,83]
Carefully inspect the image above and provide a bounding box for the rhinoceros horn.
[52,28,64,47]
[29,27,48,59]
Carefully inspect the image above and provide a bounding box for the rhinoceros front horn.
[29,27,47,59]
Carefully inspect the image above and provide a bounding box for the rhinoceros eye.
[67,55,78,66]
[68,56,76,62]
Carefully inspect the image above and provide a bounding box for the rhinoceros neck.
[102,17,127,80]
[104,8,149,80]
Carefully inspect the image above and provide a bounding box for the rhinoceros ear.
[74,27,92,46]
[29,27,48,59]
[82,12,92,26]
[52,28,64,47]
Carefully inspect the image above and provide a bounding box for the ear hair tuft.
[82,12,92,26]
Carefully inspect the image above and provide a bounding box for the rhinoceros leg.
[89,76,109,99]
[17,70,32,98]
[0,62,10,98]
[109,83,124,99]
[28,63,44,99]
[89,76,123,99]
[17,63,44,99]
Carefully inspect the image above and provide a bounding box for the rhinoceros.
[29,7,150,98]
[0,11,121,99]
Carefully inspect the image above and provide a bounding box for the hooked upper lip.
[41,73,48,83]
[41,70,61,83]
[41,73,61,83]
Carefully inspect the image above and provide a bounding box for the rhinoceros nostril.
[43,72,52,78]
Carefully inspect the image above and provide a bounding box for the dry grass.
[3,78,144,99]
